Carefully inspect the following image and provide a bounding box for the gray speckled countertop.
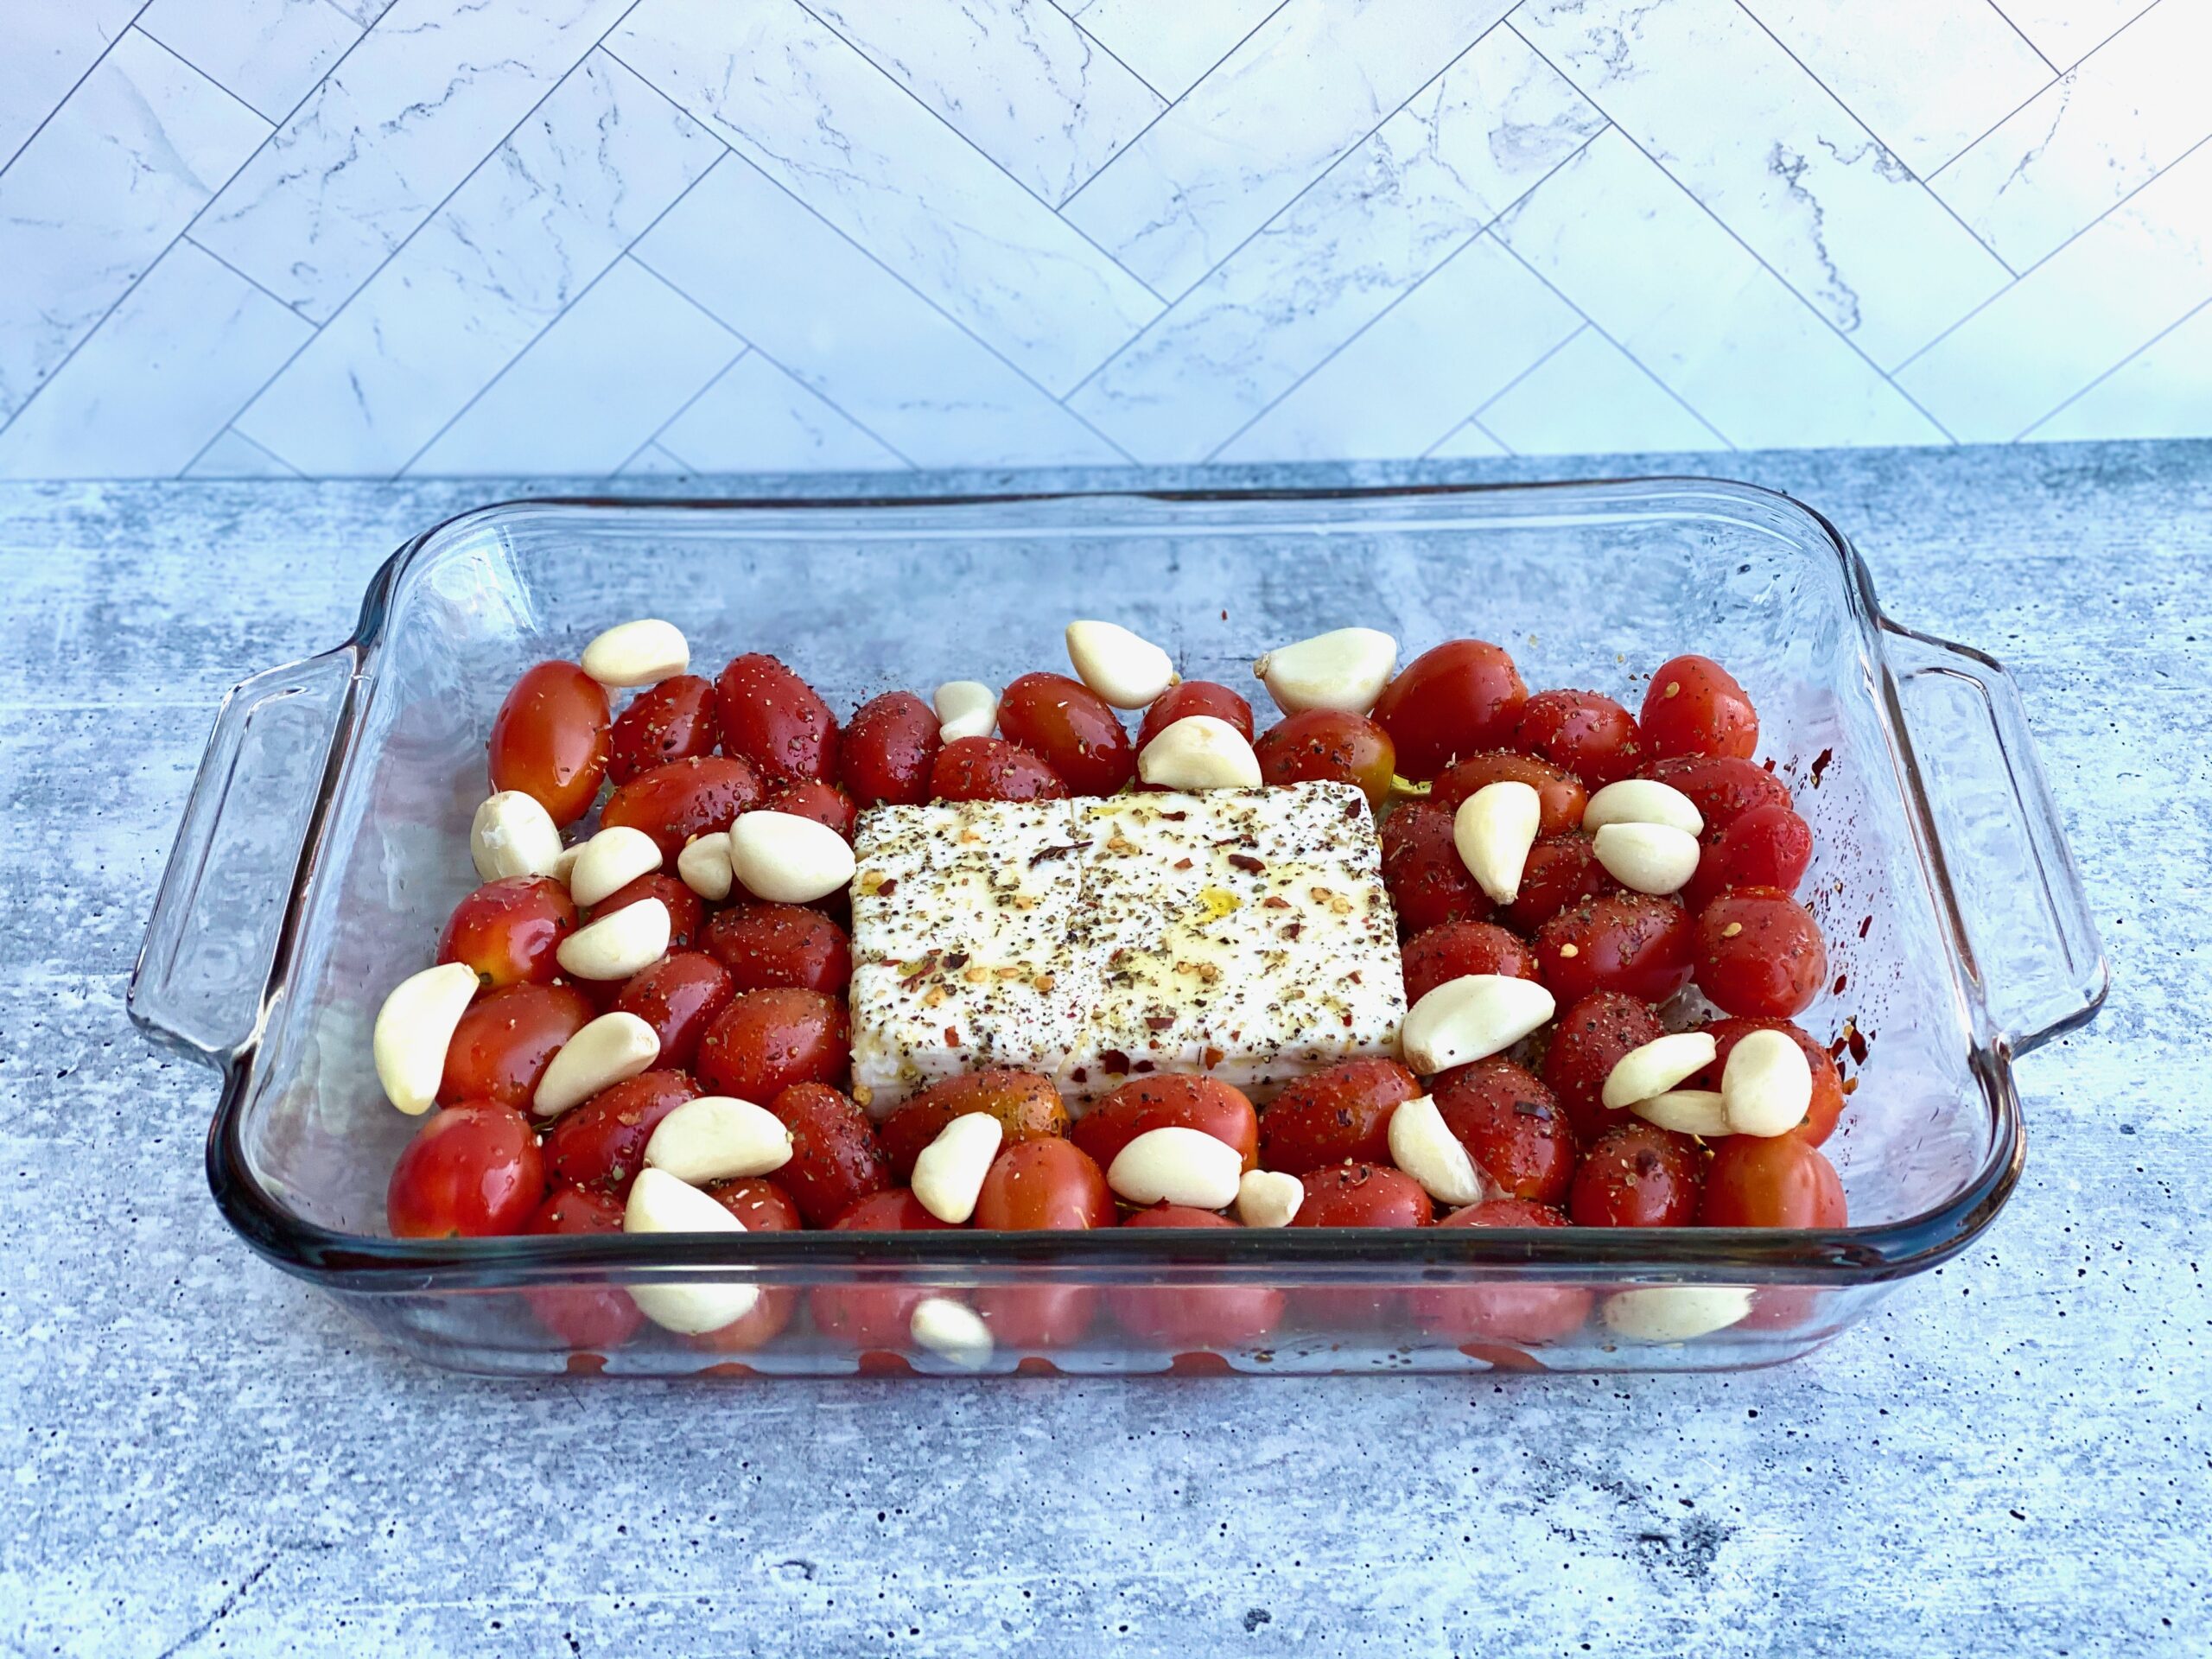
[2,443,2206,1657]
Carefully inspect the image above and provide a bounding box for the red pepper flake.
[1262,895,1290,910]
[944,1027,961,1047]
[1859,914,1873,938]
[1227,853,1266,874]
[1160,810,1187,822]
[1100,1049,1132,1075]
[1283,922,1302,940]
[877,877,897,896]
[1145,1015,1174,1032]
[1832,973,1847,995]
[1847,1026,1870,1065]
[1133,1060,1155,1073]
[1202,1046,1225,1069]
[1173,856,1193,870]
[1808,747,1834,787]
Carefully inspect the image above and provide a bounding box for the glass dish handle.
[1882,624,2107,1052]
[130,651,359,1066]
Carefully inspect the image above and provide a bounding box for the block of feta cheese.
[847,783,1404,1115]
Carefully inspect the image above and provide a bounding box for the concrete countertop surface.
[0,442,2204,1657]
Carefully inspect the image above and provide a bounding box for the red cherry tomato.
[436,876,577,988]
[386,1100,545,1237]
[998,672,1135,796]
[807,1189,959,1351]
[1514,690,1643,787]
[1071,1076,1258,1175]
[762,776,857,841]
[1683,804,1814,911]
[841,690,939,808]
[1432,1058,1574,1205]
[523,1185,642,1351]
[440,981,596,1109]
[702,903,852,995]
[1640,654,1758,761]
[1370,639,1529,781]
[715,652,839,785]
[1693,887,1827,1018]
[975,1281,1098,1352]
[879,1071,1070,1183]
[931,735,1068,803]
[1110,1207,1284,1349]
[1535,893,1695,1006]
[607,674,720,786]
[1401,920,1540,1005]
[974,1138,1114,1231]
[488,661,610,826]
[585,873,702,952]
[1137,681,1254,750]
[1257,1057,1421,1175]
[1253,709,1396,810]
[767,1083,892,1227]
[1291,1162,1433,1227]
[613,950,734,1070]
[705,1176,804,1233]
[1541,990,1667,1144]
[1643,754,1791,831]
[542,1069,700,1195]
[1694,1017,1845,1146]
[1699,1135,1846,1227]
[696,988,849,1102]
[686,1176,805,1354]
[1502,833,1616,933]
[1430,751,1586,837]
[1379,801,1489,934]
[1412,1198,1591,1346]
[1567,1122,1704,1227]
[601,755,763,859]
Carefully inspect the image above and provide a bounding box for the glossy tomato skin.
[489,661,611,826]
[1379,801,1490,934]
[841,690,939,808]
[1401,920,1540,1005]
[1641,654,1758,761]
[1292,1163,1433,1227]
[1644,754,1791,831]
[715,652,839,784]
[1502,833,1616,934]
[386,1100,546,1238]
[696,988,849,1103]
[523,1185,642,1351]
[997,672,1135,797]
[1541,990,1667,1144]
[1431,751,1586,837]
[931,735,1068,803]
[974,1138,1115,1231]
[1535,893,1695,1007]
[808,1189,959,1352]
[762,777,857,841]
[1683,804,1814,911]
[1514,690,1643,787]
[439,980,596,1109]
[1138,681,1254,749]
[542,1069,700,1195]
[1110,1207,1284,1349]
[607,674,720,786]
[1253,709,1396,810]
[585,873,702,953]
[879,1070,1068,1183]
[613,950,734,1070]
[767,1083,891,1228]
[976,1282,1098,1353]
[1694,1017,1845,1145]
[1257,1057,1421,1175]
[1412,1198,1592,1347]
[1568,1122,1705,1227]
[1693,887,1827,1019]
[437,875,576,988]
[601,755,763,859]
[702,903,851,995]
[1371,639,1529,781]
[1432,1058,1574,1205]
[1698,1135,1846,1227]
[1071,1076,1259,1174]
[708,1176,804,1233]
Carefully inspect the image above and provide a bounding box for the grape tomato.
[715,653,839,784]
[1252,709,1395,809]
[607,674,719,785]
[1639,654,1758,761]
[1138,681,1254,750]
[489,661,611,827]
[997,672,1135,797]
[1371,639,1529,780]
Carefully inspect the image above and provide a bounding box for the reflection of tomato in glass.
[523,1185,640,1351]
[1412,1198,1591,1346]
[807,1190,959,1351]
[1112,1206,1284,1348]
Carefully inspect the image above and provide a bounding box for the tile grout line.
[2013,292,2212,442]
[178,425,303,480]
[0,2,158,181]
[1418,323,1587,458]
[1980,0,2063,75]
[182,232,315,316]
[1065,15,1171,105]
[126,21,284,131]
[633,349,760,476]
[1925,0,2168,181]
[1466,416,1516,456]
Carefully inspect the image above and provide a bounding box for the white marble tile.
[324,0,404,25]
[608,0,1160,397]
[1074,0,1283,99]
[410,257,741,475]
[194,0,636,322]
[1217,233,1579,461]
[1931,1,2212,271]
[805,0,1162,207]
[1063,0,1515,297]
[658,349,909,474]
[1514,0,2010,370]
[1897,136,2212,440]
[1475,324,1728,455]
[0,29,269,424]
[1738,0,2055,178]
[1069,29,1601,461]
[139,0,363,123]
[0,241,309,479]
[1424,418,1509,459]
[1496,130,1945,447]
[0,0,143,168]
[2027,301,2212,441]
[617,441,696,475]
[184,427,305,477]
[631,156,1122,466]
[1993,0,2149,68]
[234,51,719,474]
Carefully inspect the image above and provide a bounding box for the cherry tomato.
[975,1281,1097,1352]
[1541,990,1667,1144]
[688,1176,804,1353]
[1071,1076,1258,1175]
[702,903,851,995]
[1535,893,1694,1006]
[1412,1198,1591,1347]
[696,988,849,1102]
[879,1070,1069,1183]
[1514,690,1643,787]
[974,1138,1114,1230]
[613,950,734,1070]
[439,980,596,1109]
[1257,1057,1421,1174]
[1643,754,1792,831]
[1379,800,1489,934]
[542,1069,700,1195]
[1694,1017,1845,1146]
[586,873,702,952]
[762,776,856,841]
[767,1083,892,1227]
[488,661,610,826]
[523,1185,642,1351]
[1370,639,1529,781]
[703,1176,803,1233]
[1401,920,1539,1005]
[607,674,720,786]
[386,1100,546,1237]
[931,735,1068,803]
[1640,654,1758,761]
[1430,751,1586,837]
[1502,833,1616,933]
[808,1189,959,1351]
[1253,709,1396,810]
[1683,803,1814,911]
[1698,1135,1846,1228]
[715,652,839,784]
[1110,1206,1284,1348]
[841,690,939,808]
[998,672,1135,796]
[436,875,576,988]
[1432,1058,1574,1205]
[601,755,762,859]
[1137,681,1254,750]
[1291,1162,1433,1227]
[1568,1122,1704,1227]
[1693,887,1827,1019]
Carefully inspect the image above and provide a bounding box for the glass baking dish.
[129,480,2105,1377]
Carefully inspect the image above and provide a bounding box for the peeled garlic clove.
[1065,620,1176,709]
[1721,1028,1814,1137]
[582,619,689,689]
[469,791,563,882]
[934,680,998,742]
[677,832,734,901]
[1137,715,1262,791]
[1601,1032,1719,1110]
[1253,627,1396,715]
[555,898,671,981]
[1386,1094,1488,1207]
[728,810,856,904]
[911,1111,1003,1224]
[372,962,480,1116]
[1452,781,1541,904]
[622,1168,760,1336]
[534,1011,661,1118]
[1236,1169,1304,1229]
[568,823,664,907]
[1592,821,1700,896]
[1603,1286,1751,1344]
[1106,1127,1244,1211]
[1582,779,1704,837]
[644,1095,794,1183]
[1400,974,1555,1075]
[1629,1089,1731,1137]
